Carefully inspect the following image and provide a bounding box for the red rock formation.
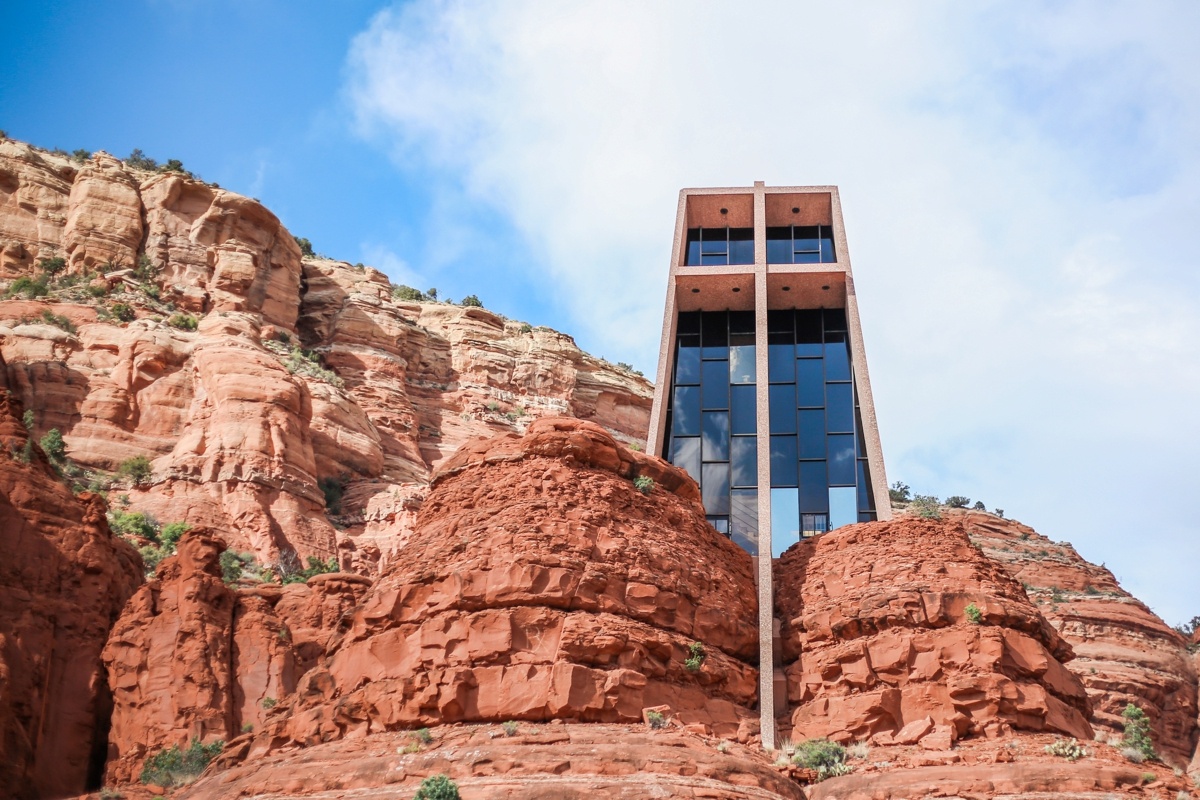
[101,529,369,783]
[0,137,652,569]
[0,370,142,798]
[960,509,1199,768]
[775,516,1093,748]
[236,418,758,756]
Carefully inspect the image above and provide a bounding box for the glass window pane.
[731,489,758,555]
[701,360,729,409]
[702,310,728,357]
[799,460,828,512]
[857,459,875,512]
[769,384,796,433]
[700,252,728,265]
[731,436,757,487]
[770,488,799,558]
[729,310,754,335]
[767,309,793,333]
[794,251,821,264]
[670,437,701,483]
[685,229,701,265]
[672,386,700,436]
[824,336,850,382]
[770,435,798,487]
[729,345,755,384]
[729,229,754,265]
[702,463,730,515]
[731,384,756,435]
[798,409,826,457]
[829,487,857,530]
[858,511,876,523]
[797,359,824,406]
[702,412,730,462]
[827,434,856,485]
[675,343,701,385]
[768,345,795,382]
[823,308,847,331]
[826,383,854,432]
[766,227,792,264]
[820,236,836,263]
[708,516,729,534]
[794,226,820,252]
[700,230,728,254]
[677,311,700,335]
[802,513,828,537]
[796,310,822,354]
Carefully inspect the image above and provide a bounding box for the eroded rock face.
[241,418,758,753]
[961,509,1200,768]
[0,138,652,569]
[101,529,369,784]
[775,516,1093,748]
[0,375,142,799]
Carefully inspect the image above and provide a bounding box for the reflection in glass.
[802,513,828,537]
[827,434,856,485]
[702,463,730,514]
[769,384,796,433]
[798,410,826,457]
[770,488,800,558]
[685,230,701,265]
[701,360,729,409]
[768,344,795,382]
[797,359,824,406]
[731,385,756,434]
[731,489,758,555]
[826,384,854,432]
[857,460,874,512]
[796,311,822,356]
[770,436,798,486]
[675,344,701,385]
[702,310,728,354]
[729,229,754,265]
[829,487,857,530]
[731,436,757,487]
[671,437,701,483]
[672,386,700,435]
[702,412,730,462]
[729,345,755,384]
[820,237,836,263]
[799,461,828,511]
[708,516,730,534]
[825,334,850,381]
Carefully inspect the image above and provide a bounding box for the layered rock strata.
[961,508,1199,768]
[775,516,1094,748]
[0,138,652,569]
[0,371,142,799]
[101,530,369,784]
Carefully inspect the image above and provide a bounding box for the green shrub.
[460,294,483,307]
[910,495,941,519]
[39,428,66,461]
[111,303,136,322]
[391,284,428,302]
[319,476,346,514]
[888,481,911,503]
[22,409,34,430]
[972,501,986,510]
[684,641,706,672]
[1044,737,1088,760]
[134,254,156,281]
[38,256,67,275]
[1121,703,1157,761]
[160,522,190,549]
[139,544,170,575]
[72,148,91,163]
[161,158,186,174]
[646,710,667,729]
[501,720,519,736]
[127,149,159,171]
[415,727,434,745]
[294,236,315,257]
[26,310,76,334]
[633,475,654,495]
[168,313,198,330]
[792,738,852,781]
[220,550,256,584]
[261,696,277,709]
[946,495,970,508]
[7,275,50,298]
[280,555,339,585]
[117,455,153,485]
[86,283,108,298]
[518,322,532,334]
[109,509,159,540]
[965,603,983,624]
[994,508,1005,518]
[413,774,459,800]
[139,738,223,787]
[282,346,344,388]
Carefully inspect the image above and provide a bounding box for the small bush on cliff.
[501,720,519,736]
[646,710,667,729]
[910,495,941,519]
[167,313,197,330]
[283,346,344,389]
[888,481,911,503]
[684,642,706,672]
[139,738,223,787]
[126,149,158,171]
[414,727,434,745]
[946,495,970,508]
[39,428,66,462]
[413,774,459,800]
[294,236,315,257]
[109,509,159,540]
[278,553,339,585]
[220,550,256,584]
[117,455,153,485]
[1121,703,1157,761]
[973,501,986,510]
[460,294,483,307]
[319,475,347,514]
[1045,737,1089,761]
[392,284,430,302]
[965,603,983,624]
[792,738,852,781]
[110,302,136,322]
[633,475,655,495]
[24,309,77,334]
[7,275,50,298]
[261,696,277,710]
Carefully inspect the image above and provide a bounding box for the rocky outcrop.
[101,528,370,784]
[775,517,1093,749]
[960,509,1200,769]
[0,371,142,799]
[0,137,652,569]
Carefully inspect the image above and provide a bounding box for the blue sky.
[3,1,1198,627]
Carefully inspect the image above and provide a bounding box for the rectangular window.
[857,459,875,512]
[701,310,728,358]
[701,360,729,409]
[768,344,795,382]
[685,228,754,266]
[798,460,828,512]
[675,342,701,385]
[731,489,758,555]
[829,486,857,530]
[824,333,851,381]
[795,310,822,357]
[702,411,730,462]
[672,386,700,436]
[798,409,826,457]
[765,225,836,264]
[731,436,757,487]
[702,463,730,514]
[708,516,730,534]
[729,345,755,384]
[770,488,800,557]
[802,513,828,537]
[770,435,798,486]
[826,384,854,432]
[827,434,856,485]
[728,228,754,265]
[670,437,701,483]
[796,359,825,407]
[769,384,797,433]
[730,384,756,434]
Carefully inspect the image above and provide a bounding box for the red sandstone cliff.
[0,138,652,572]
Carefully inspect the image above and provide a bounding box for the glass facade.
[663,310,758,554]
[685,228,754,266]
[663,306,877,558]
[766,225,836,264]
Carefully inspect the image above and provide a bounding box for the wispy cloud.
[342,0,1200,623]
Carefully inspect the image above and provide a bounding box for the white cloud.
[343,0,1200,624]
